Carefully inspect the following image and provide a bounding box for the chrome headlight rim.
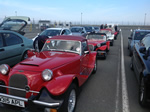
[97,43,101,47]
[0,64,10,75]
[42,69,53,81]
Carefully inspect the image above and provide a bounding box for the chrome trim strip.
[0,85,39,94]
[0,93,28,102]
[0,93,60,107]
[33,100,60,107]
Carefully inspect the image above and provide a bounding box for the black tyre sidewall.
[139,77,147,107]
[59,83,77,112]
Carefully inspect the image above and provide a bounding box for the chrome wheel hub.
[68,89,76,112]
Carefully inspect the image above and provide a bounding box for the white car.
[32,28,72,41]
[100,30,115,46]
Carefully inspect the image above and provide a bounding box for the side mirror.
[81,31,84,34]
[128,37,132,39]
[88,45,94,51]
[139,46,146,54]
[147,47,150,56]
[84,51,89,54]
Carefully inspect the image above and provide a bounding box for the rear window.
[134,31,150,40]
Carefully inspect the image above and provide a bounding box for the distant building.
[39,20,50,31]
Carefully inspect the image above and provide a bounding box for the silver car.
[32,28,72,41]
[128,29,150,56]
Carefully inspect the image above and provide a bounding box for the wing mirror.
[139,46,146,54]
[84,51,89,54]
[88,45,94,51]
[128,37,132,39]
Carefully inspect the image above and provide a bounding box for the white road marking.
[121,30,130,112]
[115,48,121,112]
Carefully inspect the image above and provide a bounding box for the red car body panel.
[0,35,97,99]
[87,39,110,51]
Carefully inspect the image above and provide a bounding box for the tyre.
[139,77,147,107]
[21,51,28,61]
[60,84,77,112]
[103,52,107,59]
[110,42,113,46]
[92,59,97,74]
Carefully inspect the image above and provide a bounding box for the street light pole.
[15,11,17,16]
[144,13,146,26]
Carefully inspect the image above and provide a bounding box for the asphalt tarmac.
[0,27,150,112]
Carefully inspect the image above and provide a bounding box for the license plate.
[0,96,25,107]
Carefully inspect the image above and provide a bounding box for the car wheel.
[110,42,113,46]
[103,52,107,59]
[60,84,77,112]
[139,77,147,107]
[92,59,97,74]
[21,51,28,61]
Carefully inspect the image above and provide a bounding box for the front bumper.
[0,93,60,108]
[97,51,106,57]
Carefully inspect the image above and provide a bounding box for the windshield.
[86,34,106,41]
[42,39,81,54]
[0,20,26,31]
[40,29,61,36]
[71,28,83,33]
[134,31,150,40]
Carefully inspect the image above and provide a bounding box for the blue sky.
[0,0,150,24]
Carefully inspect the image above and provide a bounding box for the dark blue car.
[130,33,150,107]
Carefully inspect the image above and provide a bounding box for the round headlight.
[97,43,101,47]
[0,64,10,75]
[42,69,53,81]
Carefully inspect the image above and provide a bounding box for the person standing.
[100,24,104,29]
[33,35,49,52]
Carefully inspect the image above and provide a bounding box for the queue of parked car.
[2,15,150,111]
[0,16,120,112]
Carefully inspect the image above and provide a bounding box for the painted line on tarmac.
[115,46,121,112]
[121,30,130,112]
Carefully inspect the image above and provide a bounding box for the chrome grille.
[9,74,27,98]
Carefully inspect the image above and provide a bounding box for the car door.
[133,45,142,82]
[0,32,25,66]
[80,41,90,76]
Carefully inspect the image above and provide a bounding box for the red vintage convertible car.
[86,33,110,59]
[0,35,97,112]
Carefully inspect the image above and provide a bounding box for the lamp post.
[81,13,82,26]
[15,11,17,16]
[144,13,146,26]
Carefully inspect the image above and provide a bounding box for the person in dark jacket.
[33,35,49,52]
[100,24,104,29]
[115,25,118,31]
